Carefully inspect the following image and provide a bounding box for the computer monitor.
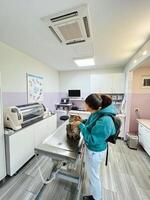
[60,98,70,104]
[68,90,81,97]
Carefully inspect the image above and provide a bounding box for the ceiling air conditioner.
[42,5,91,45]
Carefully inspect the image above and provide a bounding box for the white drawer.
[138,134,143,146]
[142,133,150,147]
[138,123,150,135]
[138,122,150,156]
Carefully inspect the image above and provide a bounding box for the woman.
[72,94,116,200]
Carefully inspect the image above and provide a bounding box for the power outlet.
[135,108,139,112]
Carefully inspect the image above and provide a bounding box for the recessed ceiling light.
[134,59,137,64]
[74,58,95,67]
[142,50,147,56]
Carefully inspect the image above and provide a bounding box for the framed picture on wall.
[142,75,150,88]
[27,73,44,103]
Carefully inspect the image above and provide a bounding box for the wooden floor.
[0,140,150,200]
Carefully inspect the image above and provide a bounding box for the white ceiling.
[134,56,150,71]
[0,0,150,71]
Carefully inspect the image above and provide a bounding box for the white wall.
[0,42,59,110]
[124,40,150,73]
[59,67,124,97]
[132,66,150,94]
[124,38,150,135]
[59,70,91,96]
[0,42,59,93]
[124,39,150,94]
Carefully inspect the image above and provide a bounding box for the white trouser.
[85,147,106,200]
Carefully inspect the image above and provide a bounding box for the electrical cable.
[38,161,64,185]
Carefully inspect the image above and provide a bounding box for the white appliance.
[5,114,57,176]
[4,103,44,131]
[0,73,6,181]
[4,106,23,130]
[42,4,91,45]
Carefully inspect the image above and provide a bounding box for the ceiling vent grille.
[50,11,78,22]
[66,40,85,45]
[42,5,91,45]
[48,26,62,43]
[83,16,90,38]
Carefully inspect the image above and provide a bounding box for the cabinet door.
[138,123,150,156]
[142,132,150,156]
[0,134,6,180]
[112,73,125,93]
[7,126,34,176]
[46,115,57,138]
[0,74,6,180]
[34,116,57,147]
[34,119,48,148]
[91,74,113,93]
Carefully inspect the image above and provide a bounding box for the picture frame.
[142,75,150,88]
[27,73,44,103]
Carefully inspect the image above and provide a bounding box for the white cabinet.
[91,74,113,93]
[46,114,57,137]
[5,114,57,176]
[112,73,125,93]
[0,134,6,180]
[34,114,57,147]
[33,119,48,148]
[138,121,150,156]
[0,73,6,181]
[90,73,125,93]
[5,126,35,176]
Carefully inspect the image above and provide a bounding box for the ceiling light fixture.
[142,50,147,56]
[134,59,137,64]
[74,58,95,67]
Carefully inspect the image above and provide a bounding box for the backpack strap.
[92,113,115,129]
[96,113,115,124]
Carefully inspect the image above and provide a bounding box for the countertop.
[69,110,90,115]
[69,111,126,117]
[137,119,150,130]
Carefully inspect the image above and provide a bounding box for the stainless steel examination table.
[35,120,85,200]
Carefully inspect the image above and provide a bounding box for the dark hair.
[85,94,112,110]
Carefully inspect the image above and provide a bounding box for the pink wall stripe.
[2,92,60,112]
[128,93,150,133]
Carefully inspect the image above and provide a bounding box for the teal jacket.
[78,104,117,152]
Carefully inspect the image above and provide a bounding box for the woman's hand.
[74,116,82,122]
[71,120,81,127]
